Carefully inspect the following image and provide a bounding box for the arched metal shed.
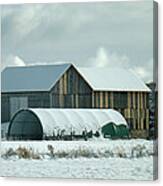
[7,108,128,140]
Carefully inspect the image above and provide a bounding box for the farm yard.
[1,0,158,182]
[2,63,151,139]
[1,62,156,180]
[0,139,157,180]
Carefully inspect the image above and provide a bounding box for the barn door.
[10,97,28,119]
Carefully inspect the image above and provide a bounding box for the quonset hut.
[7,108,128,140]
[1,63,150,138]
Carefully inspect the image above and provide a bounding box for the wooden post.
[75,94,78,108]
[137,93,140,129]
[105,92,108,108]
[64,73,67,94]
[49,93,53,107]
[110,92,114,108]
[133,119,136,130]
[59,79,63,108]
[144,93,146,108]
[146,109,149,130]
[128,92,131,108]
[128,92,131,118]
[92,92,94,108]
[95,92,98,108]
[140,92,143,109]
[100,92,103,108]
[133,92,136,109]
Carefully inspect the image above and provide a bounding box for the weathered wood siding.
[1,94,10,122]
[1,92,50,122]
[50,66,92,108]
[92,91,149,137]
[1,65,149,138]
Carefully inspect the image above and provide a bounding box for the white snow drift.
[0,139,156,180]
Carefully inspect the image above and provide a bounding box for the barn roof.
[1,63,71,92]
[2,63,150,92]
[77,67,150,92]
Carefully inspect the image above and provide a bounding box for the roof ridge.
[2,63,72,71]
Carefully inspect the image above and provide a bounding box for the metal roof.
[77,67,150,92]
[1,63,71,92]
[1,63,150,92]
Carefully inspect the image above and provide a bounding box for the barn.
[7,108,128,140]
[1,63,150,138]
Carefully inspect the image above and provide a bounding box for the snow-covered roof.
[77,67,150,92]
[1,63,71,92]
[28,108,127,135]
[2,63,150,93]
[9,108,127,136]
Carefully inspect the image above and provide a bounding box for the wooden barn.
[1,63,150,138]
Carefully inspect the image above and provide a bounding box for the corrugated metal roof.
[77,67,150,92]
[1,63,71,92]
[1,63,150,92]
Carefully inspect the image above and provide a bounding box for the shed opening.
[101,122,129,138]
[8,110,43,140]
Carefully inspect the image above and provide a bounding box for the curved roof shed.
[8,108,128,140]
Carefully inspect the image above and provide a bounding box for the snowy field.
[0,139,157,180]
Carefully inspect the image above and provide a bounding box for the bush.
[55,150,69,158]
[16,146,41,159]
[16,147,32,159]
[2,148,16,158]
[47,145,55,158]
[131,145,147,158]
[115,147,127,158]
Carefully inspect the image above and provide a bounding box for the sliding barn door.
[10,97,28,118]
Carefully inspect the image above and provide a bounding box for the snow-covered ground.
[0,139,157,180]
[0,139,155,158]
[0,157,154,180]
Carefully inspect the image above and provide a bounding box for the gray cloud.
[1,1,154,82]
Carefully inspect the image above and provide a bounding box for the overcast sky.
[1,1,154,83]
